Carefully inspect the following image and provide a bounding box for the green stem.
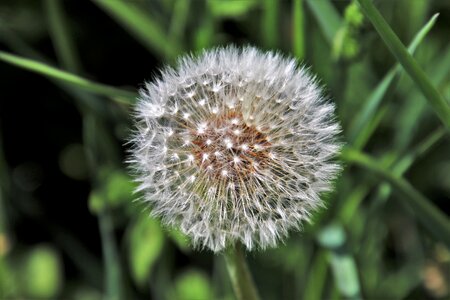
[356,0,450,128]
[99,211,123,300]
[45,0,81,73]
[224,243,260,300]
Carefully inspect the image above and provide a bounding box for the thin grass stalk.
[356,0,450,128]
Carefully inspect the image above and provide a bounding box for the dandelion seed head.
[130,46,341,252]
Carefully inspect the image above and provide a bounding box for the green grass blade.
[45,0,81,73]
[169,0,190,44]
[305,0,341,44]
[356,0,450,128]
[393,127,446,176]
[0,51,137,104]
[262,0,279,48]
[303,251,328,300]
[407,13,440,53]
[352,105,387,150]
[348,13,440,145]
[340,125,446,224]
[292,0,305,59]
[341,147,450,247]
[92,0,182,61]
[393,46,450,152]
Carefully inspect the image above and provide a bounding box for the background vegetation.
[0,0,449,299]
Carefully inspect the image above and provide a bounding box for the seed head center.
[191,111,270,179]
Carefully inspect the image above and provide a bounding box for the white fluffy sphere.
[129,46,341,252]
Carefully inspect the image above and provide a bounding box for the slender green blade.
[0,51,137,104]
[357,0,450,128]
[92,0,182,61]
[169,0,190,43]
[348,13,440,145]
[341,147,450,247]
[303,251,328,300]
[262,0,279,48]
[292,0,305,59]
[45,0,81,73]
[306,0,341,44]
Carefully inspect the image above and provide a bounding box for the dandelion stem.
[224,243,260,300]
[99,211,123,300]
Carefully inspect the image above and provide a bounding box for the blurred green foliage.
[0,0,449,299]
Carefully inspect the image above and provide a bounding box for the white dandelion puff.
[129,46,342,252]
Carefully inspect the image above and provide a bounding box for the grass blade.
[99,211,124,300]
[305,0,341,44]
[356,0,450,128]
[341,147,450,247]
[168,0,190,44]
[348,13,440,145]
[0,51,137,104]
[45,0,81,73]
[340,125,446,224]
[393,127,446,176]
[262,0,279,48]
[292,0,305,59]
[303,251,328,300]
[92,0,181,61]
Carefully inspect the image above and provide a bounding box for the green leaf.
[341,147,450,247]
[105,171,136,206]
[88,169,136,214]
[348,13,440,146]
[0,51,137,104]
[317,223,346,249]
[356,0,450,128]
[305,0,342,44]
[92,0,182,60]
[208,0,258,18]
[344,2,364,27]
[19,245,63,299]
[317,224,361,299]
[88,190,105,214]
[328,254,361,298]
[128,216,165,287]
[169,270,213,300]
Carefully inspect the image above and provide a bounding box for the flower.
[130,46,341,252]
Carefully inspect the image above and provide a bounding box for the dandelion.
[130,46,341,253]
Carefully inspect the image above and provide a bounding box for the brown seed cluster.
[190,111,271,180]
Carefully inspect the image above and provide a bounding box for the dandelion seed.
[130,46,341,252]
